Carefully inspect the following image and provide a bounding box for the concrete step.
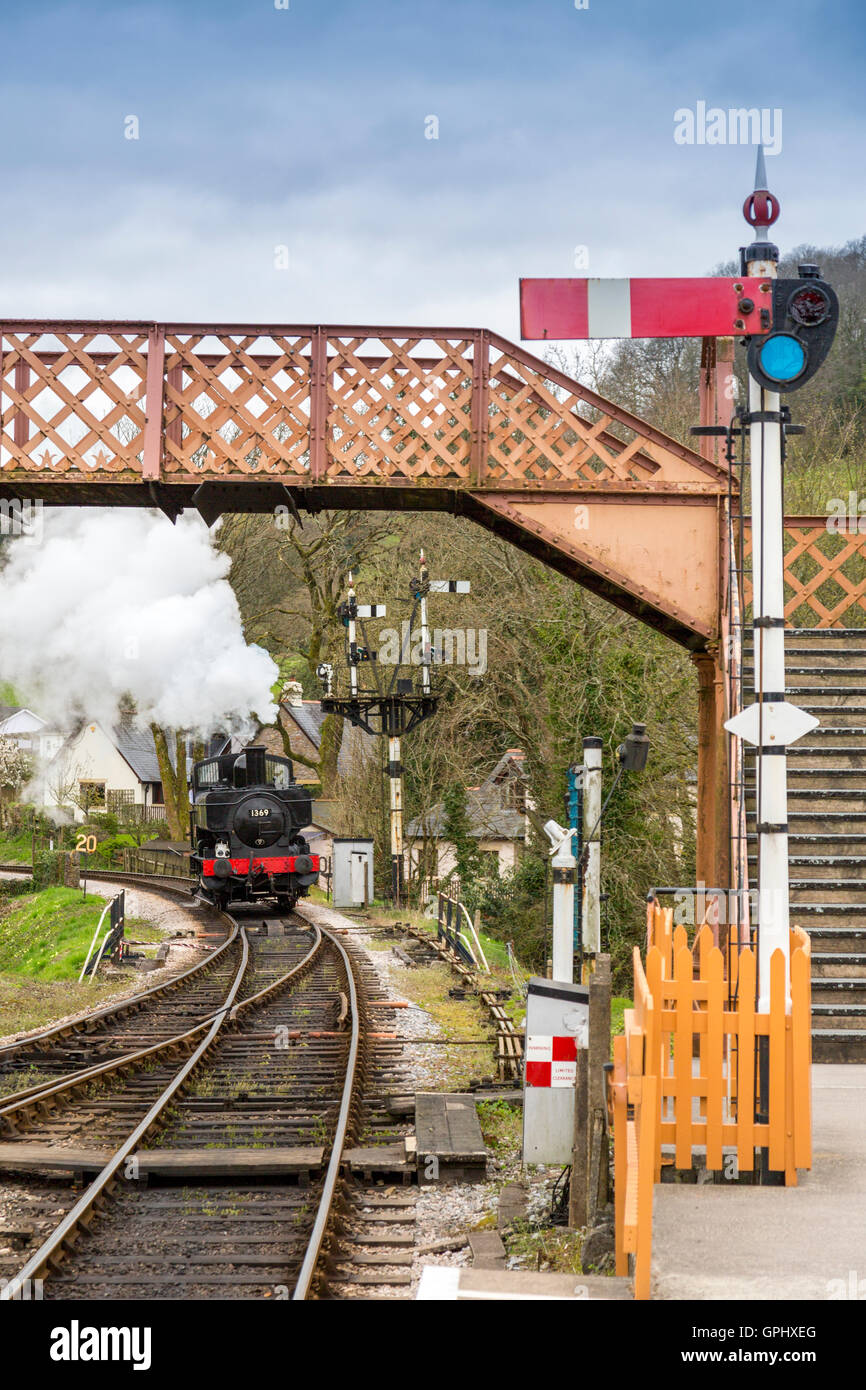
[789,884,866,904]
[746,768,866,789]
[812,978,866,1003]
[746,650,866,668]
[811,953,866,979]
[811,1029,866,1063]
[747,797,866,816]
[747,834,866,854]
[753,629,866,642]
[790,705,866,725]
[788,812,866,827]
[744,747,866,770]
[782,688,866,703]
[811,1005,866,1031]
[748,855,866,880]
[794,727,866,747]
[744,667,866,686]
[789,900,866,911]
[806,927,866,952]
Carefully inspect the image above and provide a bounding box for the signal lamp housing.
[747,275,839,392]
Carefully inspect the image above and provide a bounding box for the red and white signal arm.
[520,277,774,341]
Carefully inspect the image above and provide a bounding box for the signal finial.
[742,147,780,268]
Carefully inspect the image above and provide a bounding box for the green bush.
[90,833,138,866]
[464,853,549,970]
[0,875,35,898]
[31,849,61,891]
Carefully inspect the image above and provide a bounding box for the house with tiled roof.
[37,719,216,822]
[254,684,375,785]
[405,749,531,883]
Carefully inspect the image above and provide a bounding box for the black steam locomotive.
[189,745,320,910]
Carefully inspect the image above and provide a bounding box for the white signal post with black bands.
[321,551,469,907]
[724,150,820,1010]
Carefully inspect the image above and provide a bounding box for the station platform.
[652,1065,866,1300]
[417,1266,632,1300]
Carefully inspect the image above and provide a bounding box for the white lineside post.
[745,154,789,1011]
[549,825,576,983]
[581,737,602,956]
[747,356,792,1008]
[347,570,359,697]
[724,151,819,1011]
[388,733,403,905]
[419,549,431,695]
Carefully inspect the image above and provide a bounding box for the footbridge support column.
[692,650,730,897]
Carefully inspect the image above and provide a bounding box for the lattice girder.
[1,321,727,491]
[744,520,866,629]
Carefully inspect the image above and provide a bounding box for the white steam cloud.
[0,510,278,734]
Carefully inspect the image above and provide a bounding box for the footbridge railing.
[743,516,866,628]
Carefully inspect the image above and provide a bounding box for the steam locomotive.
[189,745,320,910]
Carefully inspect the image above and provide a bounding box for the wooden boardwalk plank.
[0,1144,323,1177]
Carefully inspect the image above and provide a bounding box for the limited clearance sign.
[525,1034,578,1088]
[519,276,773,341]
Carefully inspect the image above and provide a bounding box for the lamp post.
[549,724,649,983]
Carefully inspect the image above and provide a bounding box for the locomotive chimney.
[245,745,266,786]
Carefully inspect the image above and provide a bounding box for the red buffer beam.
[520,277,773,341]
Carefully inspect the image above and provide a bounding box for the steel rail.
[0,922,327,1300]
[292,925,362,1301]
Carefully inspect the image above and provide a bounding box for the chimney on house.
[118,696,137,731]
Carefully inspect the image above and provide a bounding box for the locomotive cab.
[190,745,319,912]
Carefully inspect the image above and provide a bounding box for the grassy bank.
[0,883,159,1046]
[0,885,115,980]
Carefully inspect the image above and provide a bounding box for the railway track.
[0,872,472,1300]
[0,866,236,1096]
[0,912,371,1300]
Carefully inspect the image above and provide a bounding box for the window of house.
[79,781,106,811]
[151,782,165,805]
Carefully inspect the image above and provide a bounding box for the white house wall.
[42,722,145,821]
[408,838,520,882]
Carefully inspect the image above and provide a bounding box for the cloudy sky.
[1,0,863,339]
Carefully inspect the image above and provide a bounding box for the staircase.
[744,629,866,1063]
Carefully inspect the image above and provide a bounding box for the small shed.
[332,838,375,909]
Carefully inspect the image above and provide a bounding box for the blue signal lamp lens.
[757,333,807,383]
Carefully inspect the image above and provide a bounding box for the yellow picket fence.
[607,901,812,1300]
